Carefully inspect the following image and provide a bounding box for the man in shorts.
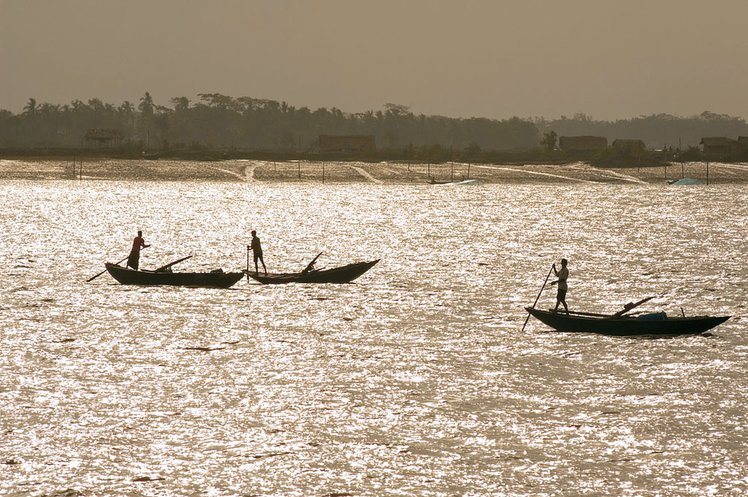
[551,258,569,314]
[248,230,267,275]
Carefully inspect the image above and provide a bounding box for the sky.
[1,0,747,120]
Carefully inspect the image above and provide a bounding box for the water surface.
[1,177,747,496]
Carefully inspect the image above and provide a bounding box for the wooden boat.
[105,263,244,288]
[428,178,458,184]
[525,306,730,336]
[246,257,379,284]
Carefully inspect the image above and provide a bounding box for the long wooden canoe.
[105,263,244,288]
[525,307,730,336]
[246,259,379,284]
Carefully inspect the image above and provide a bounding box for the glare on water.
[1,175,747,496]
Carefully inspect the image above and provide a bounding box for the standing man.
[248,230,267,275]
[551,258,569,314]
[127,230,150,270]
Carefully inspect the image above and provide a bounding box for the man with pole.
[550,258,569,315]
[127,230,150,270]
[522,257,571,331]
[248,230,267,275]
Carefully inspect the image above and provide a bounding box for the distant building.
[318,135,376,153]
[558,136,607,152]
[612,139,645,152]
[700,137,742,158]
[84,128,122,147]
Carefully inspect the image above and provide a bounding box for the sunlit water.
[1,174,747,496]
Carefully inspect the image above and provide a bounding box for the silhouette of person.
[551,258,569,314]
[248,230,267,275]
[127,230,150,270]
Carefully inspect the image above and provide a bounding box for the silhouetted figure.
[127,230,150,270]
[248,230,267,275]
[551,258,569,314]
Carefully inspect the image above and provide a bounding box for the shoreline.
[1,157,746,184]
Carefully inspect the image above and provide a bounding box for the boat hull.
[246,259,379,284]
[105,263,244,288]
[525,307,729,336]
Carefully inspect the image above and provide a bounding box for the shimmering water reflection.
[1,179,747,496]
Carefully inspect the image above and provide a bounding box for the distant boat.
[246,254,379,284]
[428,178,479,185]
[141,152,160,160]
[525,306,729,336]
[668,177,703,185]
[105,263,244,288]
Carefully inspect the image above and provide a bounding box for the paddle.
[302,252,323,274]
[155,255,192,273]
[522,264,555,331]
[612,296,655,317]
[86,255,129,282]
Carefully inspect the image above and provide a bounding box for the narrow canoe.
[105,263,244,288]
[246,259,379,284]
[525,307,730,336]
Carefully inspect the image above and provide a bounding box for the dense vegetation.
[1,93,746,162]
[0,94,537,154]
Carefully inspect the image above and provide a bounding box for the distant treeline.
[535,111,748,150]
[1,93,747,159]
[0,94,536,154]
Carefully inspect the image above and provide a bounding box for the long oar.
[302,252,323,273]
[155,255,192,272]
[612,296,655,317]
[86,255,128,282]
[522,264,555,331]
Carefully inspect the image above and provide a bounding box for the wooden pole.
[86,255,129,282]
[246,245,250,281]
[522,264,555,332]
[322,162,325,184]
[706,161,709,185]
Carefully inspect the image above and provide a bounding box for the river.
[1,175,746,496]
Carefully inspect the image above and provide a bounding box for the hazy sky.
[2,0,747,120]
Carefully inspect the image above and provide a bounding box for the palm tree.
[22,98,37,116]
